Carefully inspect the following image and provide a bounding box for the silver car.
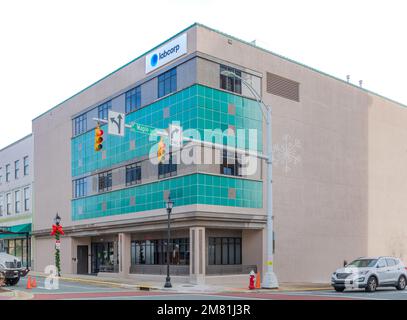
[331,256,407,292]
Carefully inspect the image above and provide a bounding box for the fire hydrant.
[249,270,256,290]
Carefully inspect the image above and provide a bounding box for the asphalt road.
[3,276,407,300]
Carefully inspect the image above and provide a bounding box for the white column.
[189,227,206,284]
[118,233,131,277]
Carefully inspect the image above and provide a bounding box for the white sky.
[1,0,406,149]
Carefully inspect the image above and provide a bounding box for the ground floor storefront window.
[0,238,31,267]
[91,242,118,273]
[208,237,241,265]
[131,238,189,265]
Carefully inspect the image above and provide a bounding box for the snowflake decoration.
[272,134,302,173]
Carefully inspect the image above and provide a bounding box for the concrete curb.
[28,272,158,291]
[27,272,332,294]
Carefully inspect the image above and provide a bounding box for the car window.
[386,258,396,267]
[347,259,378,268]
[377,259,387,268]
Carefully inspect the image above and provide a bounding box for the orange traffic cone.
[255,272,261,289]
[26,276,32,289]
[31,277,37,288]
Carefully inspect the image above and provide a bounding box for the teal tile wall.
[72,173,262,221]
[72,84,263,177]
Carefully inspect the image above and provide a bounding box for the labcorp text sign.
[145,33,187,74]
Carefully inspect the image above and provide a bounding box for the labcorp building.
[32,23,407,284]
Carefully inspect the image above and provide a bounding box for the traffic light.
[94,124,104,152]
[157,137,166,163]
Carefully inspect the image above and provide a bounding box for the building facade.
[32,24,407,283]
[0,134,33,267]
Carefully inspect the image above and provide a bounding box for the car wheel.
[365,276,377,292]
[396,275,406,290]
[5,277,20,286]
[334,287,345,292]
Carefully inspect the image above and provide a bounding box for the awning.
[0,223,31,240]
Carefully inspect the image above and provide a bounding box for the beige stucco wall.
[367,98,407,262]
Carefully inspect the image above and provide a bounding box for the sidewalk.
[28,271,331,293]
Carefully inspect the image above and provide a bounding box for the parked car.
[0,252,29,286]
[331,256,407,292]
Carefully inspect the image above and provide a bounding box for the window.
[23,156,29,176]
[14,160,19,179]
[0,167,2,184]
[2,239,31,267]
[24,187,30,211]
[220,149,241,176]
[131,238,189,265]
[377,259,387,268]
[74,178,87,198]
[0,195,3,216]
[98,171,112,192]
[125,87,141,113]
[126,163,141,186]
[15,190,21,214]
[6,193,11,215]
[98,101,112,120]
[158,68,177,98]
[208,237,242,265]
[5,164,10,182]
[158,153,177,179]
[74,113,87,136]
[386,258,396,267]
[220,65,242,94]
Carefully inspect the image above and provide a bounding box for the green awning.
[0,223,31,239]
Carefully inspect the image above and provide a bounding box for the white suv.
[331,257,407,292]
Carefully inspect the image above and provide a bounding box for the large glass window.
[91,242,117,273]
[24,187,30,211]
[74,113,87,136]
[14,160,19,179]
[5,164,10,182]
[15,190,21,214]
[208,237,242,265]
[158,68,177,98]
[125,86,141,113]
[126,163,141,186]
[98,101,112,120]
[98,171,112,192]
[74,178,87,198]
[131,238,189,265]
[23,156,29,176]
[220,65,242,94]
[158,153,177,179]
[6,193,11,215]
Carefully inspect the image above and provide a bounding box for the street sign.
[169,123,182,148]
[132,122,157,136]
[108,111,125,137]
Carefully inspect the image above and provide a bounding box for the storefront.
[0,223,31,267]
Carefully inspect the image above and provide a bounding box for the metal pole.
[262,106,279,288]
[220,70,278,288]
[164,207,172,288]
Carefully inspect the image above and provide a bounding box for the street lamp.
[51,212,64,277]
[164,196,174,288]
[221,70,279,288]
[54,213,61,225]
